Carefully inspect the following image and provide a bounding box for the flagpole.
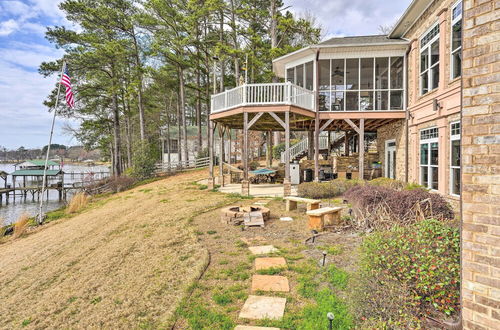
[38,61,66,224]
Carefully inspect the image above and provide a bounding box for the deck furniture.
[284,196,320,211]
[306,206,343,230]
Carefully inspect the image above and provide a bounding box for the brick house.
[208,0,499,325]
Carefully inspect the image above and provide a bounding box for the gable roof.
[11,169,63,176]
[319,35,407,46]
[389,0,435,38]
[16,160,59,167]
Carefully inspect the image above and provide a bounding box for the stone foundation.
[283,179,291,196]
[207,177,215,190]
[241,180,250,196]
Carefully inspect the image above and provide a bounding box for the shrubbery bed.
[344,185,454,229]
[354,219,460,326]
[297,178,362,199]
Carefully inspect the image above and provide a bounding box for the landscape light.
[310,229,318,243]
[327,312,335,330]
[322,250,327,266]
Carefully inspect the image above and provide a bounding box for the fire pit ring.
[221,205,270,225]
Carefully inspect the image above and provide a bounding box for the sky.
[0,0,412,150]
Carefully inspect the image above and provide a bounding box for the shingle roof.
[319,35,407,46]
[16,160,59,167]
[11,170,63,176]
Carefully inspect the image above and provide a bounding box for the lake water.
[0,163,110,225]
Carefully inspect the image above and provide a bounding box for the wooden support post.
[218,125,225,186]
[266,131,272,168]
[284,112,291,196]
[208,120,215,190]
[307,130,314,160]
[344,132,349,156]
[359,118,365,180]
[314,49,320,182]
[242,112,250,196]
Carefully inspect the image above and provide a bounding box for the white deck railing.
[211,82,315,113]
[280,136,329,163]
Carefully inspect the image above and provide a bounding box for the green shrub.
[361,219,460,317]
[297,178,363,199]
[369,177,425,191]
[249,160,260,170]
[129,141,158,179]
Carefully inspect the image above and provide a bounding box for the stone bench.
[284,196,320,211]
[306,206,343,230]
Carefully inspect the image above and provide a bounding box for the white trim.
[419,127,439,190]
[284,54,316,71]
[449,120,461,196]
[385,139,396,178]
[419,21,440,96]
[450,0,463,80]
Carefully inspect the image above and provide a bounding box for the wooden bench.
[284,196,320,211]
[306,207,343,231]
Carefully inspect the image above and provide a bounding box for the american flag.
[61,65,75,108]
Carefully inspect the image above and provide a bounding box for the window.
[451,1,462,79]
[317,56,404,111]
[420,24,440,95]
[420,127,439,190]
[285,61,314,90]
[450,122,461,195]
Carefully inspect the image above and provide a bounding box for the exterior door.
[385,140,396,179]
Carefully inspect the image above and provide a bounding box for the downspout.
[314,48,321,181]
[404,43,411,183]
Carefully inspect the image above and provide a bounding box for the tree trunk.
[112,91,122,176]
[132,27,146,141]
[179,67,188,163]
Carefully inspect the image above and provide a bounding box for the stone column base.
[283,179,292,197]
[224,174,232,185]
[207,177,215,190]
[241,180,250,196]
[218,175,225,187]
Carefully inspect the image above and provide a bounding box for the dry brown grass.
[66,192,90,214]
[13,214,29,239]
[0,169,236,329]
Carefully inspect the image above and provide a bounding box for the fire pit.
[221,205,270,226]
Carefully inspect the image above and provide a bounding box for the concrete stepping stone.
[248,245,278,255]
[255,257,287,270]
[239,295,286,320]
[235,326,280,330]
[251,275,290,292]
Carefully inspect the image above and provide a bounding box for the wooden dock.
[0,185,82,206]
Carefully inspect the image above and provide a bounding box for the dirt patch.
[0,170,237,329]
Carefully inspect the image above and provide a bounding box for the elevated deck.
[210,83,405,131]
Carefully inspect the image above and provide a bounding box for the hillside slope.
[0,170,230,329]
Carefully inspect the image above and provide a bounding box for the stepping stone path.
[251,275,289,292]
[248,245,278,255]
[235,326,280,330]
[238,295,287,320]
[237,245,291,327]
[254,257,287,270]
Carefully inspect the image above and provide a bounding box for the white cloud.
[284,0,412,39]
[0,19,19,36]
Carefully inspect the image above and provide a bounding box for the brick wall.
[461,0,500,328]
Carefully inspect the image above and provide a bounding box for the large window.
[318,57,404,111]
[420,24,440,95]
[451,1,462,79]
[420,127,439,190]
[450,122,461,195]
[285,61,314,90]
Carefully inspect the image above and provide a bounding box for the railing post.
[243,84,247,105]
[224,90,228,110]
[286,81,292,105]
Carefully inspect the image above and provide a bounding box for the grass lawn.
[0,169,245,328]
[173,197,358,329]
